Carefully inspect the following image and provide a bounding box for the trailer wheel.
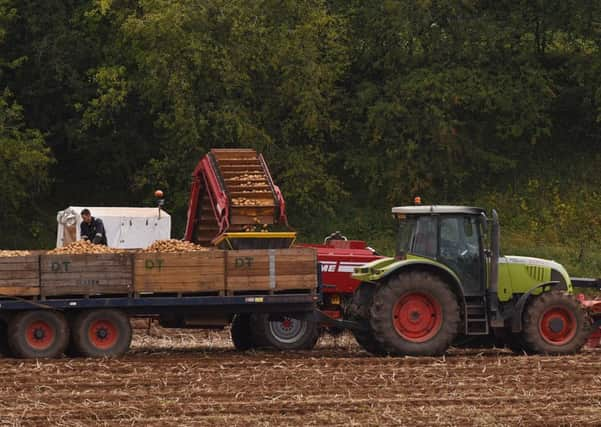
[72,309,131,357]
[370,272,460,356]
[231,314,254,351]
[251,313,319,350]
[8,311,69,358]
[0,319,13,357]
[348,284,386,355]
[522,291,590,354]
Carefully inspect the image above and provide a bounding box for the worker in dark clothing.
[80,209,108,245]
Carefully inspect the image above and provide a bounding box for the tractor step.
[464,296,490,335]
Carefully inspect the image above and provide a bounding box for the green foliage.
[0,90,53,245]
[2,0,601,271]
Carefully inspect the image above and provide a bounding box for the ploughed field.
[1,328,600,426]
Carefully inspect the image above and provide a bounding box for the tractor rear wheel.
[369,272,460,356]
[348,283,386,355]
[8,310,69,358]
[522,290,590,354]
[231,314,254,351]
[72,309,131,357]
[251,313,319,350]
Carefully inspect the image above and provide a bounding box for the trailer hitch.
[298,309,368,332]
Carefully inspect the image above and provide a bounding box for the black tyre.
[505,332,532,355]
[369,271,460,356]
[0,320,13,357]
[251,313,319,350]
[64,341,81,358]
[231,314,254,351]
[348,283,386,355]
[72,309,131,357]
[522,290,591,355]
[8,310,69,358]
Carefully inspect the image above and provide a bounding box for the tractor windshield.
[396,215,437,259]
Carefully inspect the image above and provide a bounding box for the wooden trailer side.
[225,248,317,293]
[0,256,40,297]
[40,253,133,297]
[133,251,225,294]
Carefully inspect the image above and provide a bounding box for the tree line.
[2,0,601,254]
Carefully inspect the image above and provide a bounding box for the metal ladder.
[464,295,490,335]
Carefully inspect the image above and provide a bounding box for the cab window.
[397,216,437,259]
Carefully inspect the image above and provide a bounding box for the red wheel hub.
[281,318,293,330]
[538,306,576,345]
[88,320,119,350]
[26,321,54,350]
[392,292,442,343]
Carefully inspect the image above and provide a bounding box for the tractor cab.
[392,205,498,297]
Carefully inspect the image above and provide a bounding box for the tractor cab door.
[437,215,485,296]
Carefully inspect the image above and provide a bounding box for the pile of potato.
[224,171,274,207]
[0,250,32,257]
[239,189,268,194]
[142,239,208,253]
[238,181,268,188]
[228,173,267,182]
[48,241,121,255]
[232,197,273,206]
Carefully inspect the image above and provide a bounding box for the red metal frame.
[259,154,288,225]
[184,155,231,241]
[299,240,383,295]
[577,294,601,348]
[185,151,289,243]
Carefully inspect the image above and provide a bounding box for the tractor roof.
[391,205,486,215]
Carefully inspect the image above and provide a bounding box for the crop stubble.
[0,329,599,427]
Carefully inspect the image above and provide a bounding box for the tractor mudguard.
[354,258,462,284]
[353,258,468,323]
[511,281,565,333]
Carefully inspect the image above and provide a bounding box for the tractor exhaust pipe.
[488,209,500,319]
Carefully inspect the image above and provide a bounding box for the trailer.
[0,248,318,358]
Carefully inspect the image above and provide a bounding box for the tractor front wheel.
[370,272,460,356]
[522,290,590,354]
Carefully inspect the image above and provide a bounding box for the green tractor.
[351,205,591,356]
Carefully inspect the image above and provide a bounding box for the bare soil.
[0,327,600,426]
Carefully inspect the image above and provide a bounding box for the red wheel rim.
[538,306,576,345]
[26,321,55,350]
[392,292,443,343]
[88,319,119,350]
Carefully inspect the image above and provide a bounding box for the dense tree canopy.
[2,0,601,262]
